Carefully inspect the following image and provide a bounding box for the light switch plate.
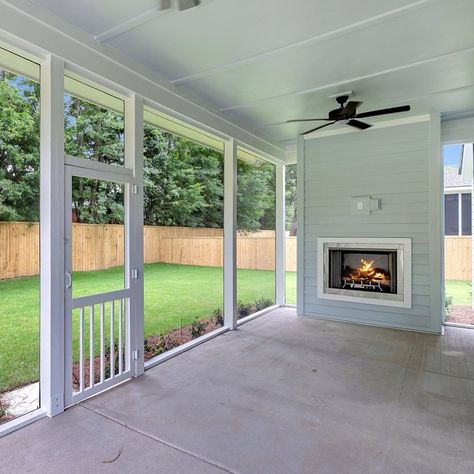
[350,196,371,215]
[350,196,381,215]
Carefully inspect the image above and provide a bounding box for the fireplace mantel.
[317,238,412,308]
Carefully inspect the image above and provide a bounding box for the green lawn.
[0,263,296,391]
[445,279,471,306]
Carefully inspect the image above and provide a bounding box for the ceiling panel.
[179,0,474,109]
[224,50,474,142]
[32,0,158,36]
[17,0,474,145]
[106,0,416,81]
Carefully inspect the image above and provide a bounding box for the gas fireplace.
[317,238,411,308]
[329,250,397,294]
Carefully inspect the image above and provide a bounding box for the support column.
[471,144,474,309]
[125,94,145,376]
[224,138,237,329]
[40,55,65,417]
[275,163,286,305]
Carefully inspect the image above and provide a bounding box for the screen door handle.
[65,272,72,289]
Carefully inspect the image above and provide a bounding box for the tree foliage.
[0,72,282,232]
[0,72,40,221]
[286,164,297,235]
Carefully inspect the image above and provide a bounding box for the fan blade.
[356,105,410,119]
[286,118,332,123]
[347,119,372,130]
[302,121,337,135]
[341,101,363,116]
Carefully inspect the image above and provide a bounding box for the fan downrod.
[335,95,349,107]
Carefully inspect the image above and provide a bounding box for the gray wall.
[297,116,443,333]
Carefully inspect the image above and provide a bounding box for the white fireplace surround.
[317,238,412,308]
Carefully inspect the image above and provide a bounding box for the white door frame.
[63,159,138,406]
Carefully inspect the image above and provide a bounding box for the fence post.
[224,138,237,329]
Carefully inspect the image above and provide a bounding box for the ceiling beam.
[219,45,474,112]
[95,7,169,42]
[170,0,435,85]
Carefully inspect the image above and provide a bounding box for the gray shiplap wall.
[298,116,443,333]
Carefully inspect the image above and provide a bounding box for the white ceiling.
[21,0,474,145]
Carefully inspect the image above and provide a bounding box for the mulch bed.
[446,305,474,325]
[70,314,223,389]
[144,316,222,361]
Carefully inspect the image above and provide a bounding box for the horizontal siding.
[302,121,439,332]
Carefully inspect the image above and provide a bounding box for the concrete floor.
[2,308,474,473]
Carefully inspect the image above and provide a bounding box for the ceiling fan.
[287,95,410,135]
[158,0,201,11]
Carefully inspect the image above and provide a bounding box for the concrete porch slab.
[2,308,474,473]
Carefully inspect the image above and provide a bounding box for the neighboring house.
[444,143,473,236]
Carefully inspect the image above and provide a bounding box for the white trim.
[64,156,134,180]
[71,289,132,309]
[224,139,237,329]
[275,163,285,305]
[458,191,463,236]
[444,187,471,194]
[441,117,474,144]
[125,94,145,377]
[296,136,305,315]
[429,113,443,332]
[444,321,474,329]
[71,372,132,405]
[40,55,65,418]
[317,237,412,309]
[144,326,229,370]
[0,409,47,438]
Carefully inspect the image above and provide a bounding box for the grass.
[0,263,296,391]
[445,279,471,306]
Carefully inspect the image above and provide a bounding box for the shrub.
[190,317,208,339]
[255,298,274,312]
[213,308,224,326]
[445,295,454,318]
[155,334,181,355]
[237,300,252,318]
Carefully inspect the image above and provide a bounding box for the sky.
[443,144,463,167]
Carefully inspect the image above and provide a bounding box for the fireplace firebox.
[329,250,397,294]
[317,238,412,308]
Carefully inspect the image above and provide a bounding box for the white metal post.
[40,55,65,417]
[296,136,305,315]
[471,144,474,309]
[224,138,237,329]
[275,163,286,305]
[125,94,145,376]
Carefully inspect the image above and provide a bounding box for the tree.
[143,126,206,227]
[0,72,40,221]
[0,75,279,232]
[237,159,275,233]
[65,96,125,224]
[286,164,297,236]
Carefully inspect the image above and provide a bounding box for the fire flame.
[347,258,387,281]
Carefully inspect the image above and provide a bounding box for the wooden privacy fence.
[0,222,297,280]
[444,236,471,280]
